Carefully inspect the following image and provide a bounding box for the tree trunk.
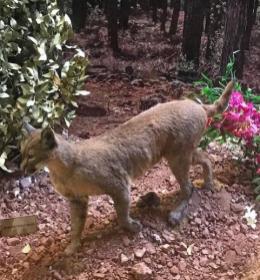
[205,0,226,59]
[160,0,168,33]
[244,0,256,50]
[169,0,181,35]
[220,0,249,78]
[107,0,119,53]
[204,1,211,34]
[71,0,87,32]
[150,0,158,23]
[253,0,259,25]
[119,0,130,30]
[182,0,205,65]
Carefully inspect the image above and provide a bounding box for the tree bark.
[107,0,119,53]
[220,0,249,78]
[71,0,87,32]
[253,0,259,25]
[160,0,168,33]
[182,0,206,65]
[169,0,181,35]
[119,0,130,30]
[150,0,158,23]
[244,0,257,50]
[205,0,226,59]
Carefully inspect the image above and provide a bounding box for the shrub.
[0,0,88,171]
[195,55,260,199]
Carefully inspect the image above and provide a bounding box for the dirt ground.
[0,8,260,280]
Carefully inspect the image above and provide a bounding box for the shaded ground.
[1,7,260,280]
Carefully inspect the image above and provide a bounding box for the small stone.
[170,266,179,275]
[202,228,210,237]
[132,262,152,279]
[178,260,186,271]
[160,244,170,252]
[209,262,218,269]
[134,247,146,258]
[93,273,105,278]
[6,237,20,246]
[20,177,32,189]
[162,230,175,243]
[230,203,244,213]
[122,236,130,247]
[194,217,202,225]
[22,262,30,269]
[199,256,208,267]
[120,254,129,263]
[145,242,156,254]
[53,271,63,280]
[201,249,209,255]
[152,233,162,244]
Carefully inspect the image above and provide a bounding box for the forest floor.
[0,10,260,280]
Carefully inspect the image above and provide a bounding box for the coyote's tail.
[202,81,234,117]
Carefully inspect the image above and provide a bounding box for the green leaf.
[37,42,47,61]
[0,93,9,98]
[0,152,12,172]
[75,90,90,96]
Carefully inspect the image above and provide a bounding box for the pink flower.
[229,91,245,107]
[219,91,260,144]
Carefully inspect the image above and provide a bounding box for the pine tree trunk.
[169,0,181,35]
[71,0,87,32]
[150,0,158,23]
[220,0,249,78]
[253,0,259,24]
[182,0,205,65]
[119,0,130,30]
[205,0,226,59]
[107,0,119,53]
[160,0,168,33]
[244,0,257,50]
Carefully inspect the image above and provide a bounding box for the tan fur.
[20,81,233,254]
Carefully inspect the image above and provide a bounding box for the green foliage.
[0,0,88,171]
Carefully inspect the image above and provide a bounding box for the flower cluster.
[221,91,260,143]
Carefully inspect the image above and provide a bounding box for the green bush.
[0,0,88,171]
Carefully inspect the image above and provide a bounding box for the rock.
[22,262,30,269]
[145,242,156,254]
[120,253,129,263]
[160,244,170,252]
[162,230,175,243]
[170,266,179,275]
[20,177,32,189]
[178,260,186,271]
[132,262,152,279]
[6,237,20,246]
[93,272,106,278]
[224,250,237,265]
[199,256,208,267]
[201,249,209,255]
[202,228,210,237]
[53,271,63,280]
[152,233,162,244]
[209,262,218,269]
[194,217,202,225]
[134,248,146,258]
[230,203,244,213]
[122,236,130,247]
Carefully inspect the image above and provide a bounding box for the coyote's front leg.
[65,197,88,255]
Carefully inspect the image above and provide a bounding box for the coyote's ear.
[41,126,57,150]
[23,122,36,135]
